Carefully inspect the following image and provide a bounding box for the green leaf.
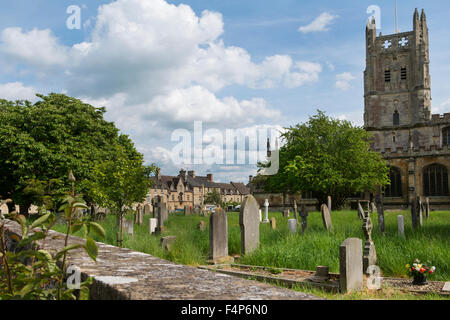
[72,202,88,210]
[84,238,98,261]
[19,283,35,298]
[37,249,53,261]
[31,212,52,229]
[17,231,46,248]
[54,244,83,260]
[89,222,106,239]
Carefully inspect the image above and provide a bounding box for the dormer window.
[393,111,400,125]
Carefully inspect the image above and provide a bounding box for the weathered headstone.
[417,197,423,227]
[209,208,229,261]
[370,202,377,214]
[397,215,405,237]
[124,220,134,236]
[184,205,191,216]
[198,221,206,231]
[288,219,298,233]
[327,196,332,213]
[161,236,176,251]
[300,204,308,233]
[339,238,363,293]
[270,217,276,230]
[239,195,260,255]
[144,204,151,216]
[425,197,430,219]
[149,218,157,234]
[283,209,290,218]
[362,214,377,274]
[155,201,168,234]
[320,204,333,231]
[259,209,262,222]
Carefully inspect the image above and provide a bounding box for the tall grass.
[53,210,450,281]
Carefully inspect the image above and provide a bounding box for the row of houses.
[144,169,250,212]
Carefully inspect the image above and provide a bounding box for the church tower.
[364,9,431,131]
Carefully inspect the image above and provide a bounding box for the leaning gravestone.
[300,204,308,233]
[209,208,229,262]
[239,195,260,255]
[362,214,377,274]
[339,238,363,293]
[149,218,157,234]
[357,202,365,220]
[397,215,405,237]
[320,204,333,231]
[288,219,298,233]
[327,196,332,213]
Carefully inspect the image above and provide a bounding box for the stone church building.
[365,9,450,208]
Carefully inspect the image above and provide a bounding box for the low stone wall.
[3,219,320,300]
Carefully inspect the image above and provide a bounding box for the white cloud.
[0,82,38,101]
[335,72,356,91]
[432,98,450,115]
[298,12,338,34]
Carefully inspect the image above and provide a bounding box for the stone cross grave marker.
[339,238,363,293]
[288,219,298,233]
[239,195,260,255]
[320,204,333,231]
[210,208,228,261]
[300,204,308,233]
[397,215,405,237]
[149,218,157,234]
[362,214,377,274]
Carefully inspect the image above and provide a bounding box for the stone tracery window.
[423,164,448,197]
[393,111,399,125]
[384,167,402,197]
[442,127,450,146]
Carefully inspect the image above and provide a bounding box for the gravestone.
[155,201,168,234]
[425,197,430,219]
[339,238,363,293]
[270,217,276,230]
[124,220,134,236]
[184,205,191,216]
[293,200,298,219]
[239,195,260,255]
[259,209,262,222]
[149,218,157,234]
[161,236,176,251]
[300,204,309,233]
[362,214,377,274]
[411,199,417,229]
[417,197,423,227]
[375,196,385,233]
[327,196,332,213]
[357,202,365,220]
[370,202,377,214]
[144,204,151,216]
[443,282,450,292]
[262,199,269,223]
[397,215,405,237]
[198,221,206,231]
[288,219,298,233]
[283,209,290,218]
[209,208,229,261]
[320,204,333,231]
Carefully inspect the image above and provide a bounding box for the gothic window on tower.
[442,127,450,146]
[423,164,449,197]
[384,167,402,197]
[393,111,400,125]
[385,69,391,82]
[401,67,407,80]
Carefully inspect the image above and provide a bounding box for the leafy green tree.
[0,94,149,215]
[204,190,223,207]
[257,110,389,209]
[87,143,157,246]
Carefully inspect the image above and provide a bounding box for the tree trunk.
[6,201,16,214]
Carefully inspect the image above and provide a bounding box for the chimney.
[188,170,195,178]
[249,175,253,183]
[207,173,213,182]
[179,169,187,180]
[156,168,161,180]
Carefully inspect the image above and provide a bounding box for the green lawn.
[53,210,450,281]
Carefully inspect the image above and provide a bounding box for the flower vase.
[412,273,428,285]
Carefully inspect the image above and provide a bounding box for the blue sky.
[1,0,450,182]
